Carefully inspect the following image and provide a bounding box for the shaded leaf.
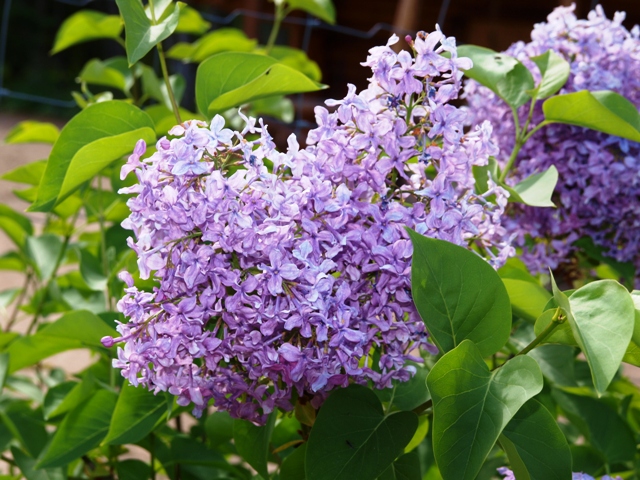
[280,444,307,480]
[11,447,66,480]
[233,413,276,480]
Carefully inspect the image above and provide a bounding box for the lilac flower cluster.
[104,29,510,423]
[499,467,621,480]
[464,5,640,275]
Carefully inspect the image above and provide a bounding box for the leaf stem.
[265,3,290,54]
[411,399,433,415]
[5,270,32,332]
[517,307,563,356]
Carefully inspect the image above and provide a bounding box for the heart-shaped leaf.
[543,90,640,142]
[504,165,558,207]
[29,101,155,212]
[499,399,572,480]
[530,50,570,99]
[427,340,543,480]
[306,384,418,480]
[51,10,122,54]
[196,52,325,118]
[116,0,182,65]
[407,229,512,357]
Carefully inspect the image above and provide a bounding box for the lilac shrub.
[103,29,511,423]
[464,5,640,274]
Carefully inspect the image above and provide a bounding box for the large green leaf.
[103,381,168,445]
[167,28,256,63]
[377,363,430,412]
[233,413,276,480]
[504,165,558,208]
[501,279,550,323]
[5,121,59,145]
[427,340,543,480]
[407,229,511,357]
[11,447,66,480]
[196,52,325,117]
[457,46,534,108]
[280,444,307,480]
[306,384,417,480]
[543,90,640,142]
[378,450,421,480]
[499,399,572,480]
[552,390,636,464]
[287,0,336,24]
[51,10,123,54]
[530,50,570,99]
[527,345,577,387]
[261,46,322,82]
[38,390,117,468]
[567,280,634,394]
[5,310,116,373]
[116,0,182,65]
[29,101,155,212]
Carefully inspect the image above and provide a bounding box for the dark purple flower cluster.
[465,5,640,274]
[104,29,510,424]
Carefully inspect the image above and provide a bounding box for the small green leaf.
[196,52,325,118]
[404,415,429,454]
[1,160,47,185]
[116,0,182,65]
[543,90,640,142]
[527,345,577,387]
[167,28,256,63]
[287,0,336,24]
[5,122,59,145]
[176,5,210,35]
[280,444,307,480]
[44,375,97,420]
[29,101,155,212]
[499,399,572,480]
[51,10,123,54]
[103,381,168,445]
[233,413,276,479]
[38,390,117,468]
[306,384,418,480]
[530,50,570,99]
[77,57,134,95]
[0,204,34,250]
[266,46,322,82]
[376,363,430,412]
[504,165,558,207]
[117,460,152,480]
[0,402,48,457]
[250,95,295,123]
[76,247,108,292]
[427,340,543,480]
[553,390,636,464]
[11,447,66,480]
[205,411,234,448]
[457,45,534,108]
[26,234,63,281]
[407,229,511,357]
[499,275,551,323]
[141,66,185,111]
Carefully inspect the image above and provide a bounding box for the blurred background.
[2,0,640,122]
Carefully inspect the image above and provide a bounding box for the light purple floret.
[465,4,640,279]
[105,28,511,424]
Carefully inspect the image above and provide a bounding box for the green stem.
[411,399,433,415]
[5,270,32,332]
[265,3,289,54]
[148,0,181,123]
[499,138,524,183]
[26,209,80,335]
[517,307,563,356]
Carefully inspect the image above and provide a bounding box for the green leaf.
[44,375,97,420]
[543,90,640,142]
[205,411,234,448]
[51,10,123,54]
[504,165,558,207]
[116,460,152,480]
[141,66,185,111]
[287,0,336,24]
[280,444,307,480]
[427,340,543,480]
[26,234,63,281]
[407,229,511,357]
[77,57,134,95]
[267,46,322,82]
[38,390,117,468]
[574,236,636,287]
[6,310,116,373]
[1,160,47,186]
[43,381,78,420]
[233,413,276,479]
[144,105,201,136]
[0,402,47,457]
[527,345,577,387]
[530,50,570,99]
[498,265,551,322]
[5,122,59,145]
[29,101,155,212]
[404,415,429,454]
[306,384,418,480]
[378,451,421,480]
[553,390,636,464]
[250,95,295,123]
[167,28,256,63]
[103,381,168,445]
[0,204,34,250]
[568,280,634,394]
[457,46,534,108]
[116,0,182,65]
[176,5,211,35]
[376,363,430,412]
[499,399,572,480]
[0,353,8,391]
[11,447,66,480]
[76,247,107,292]
[196,52,325,118]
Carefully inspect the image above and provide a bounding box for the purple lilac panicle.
[465,5,640,275]
[104,29,510,424]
